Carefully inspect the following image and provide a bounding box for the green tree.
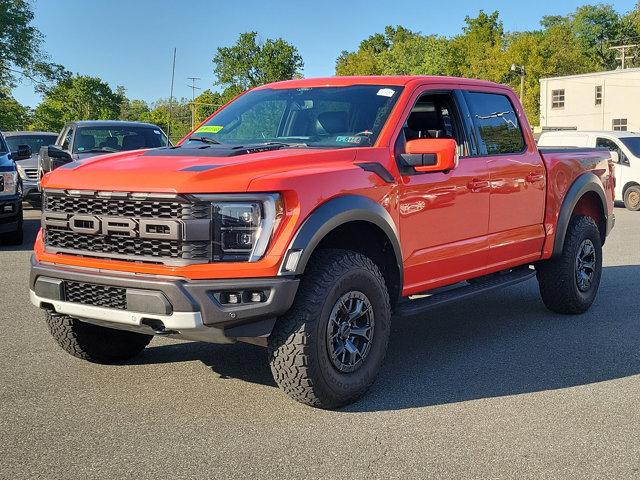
[31,75,124,131]
[0,0,68,91]
[141,98,191,143]
[0,93,30,130]
[570,4,624,69]
[213,32,304,91]
[115,87,151,121]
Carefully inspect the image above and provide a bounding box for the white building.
[539,68,640,132]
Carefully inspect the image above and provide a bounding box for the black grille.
[45,229,210,260]
[44,193,210,220]
[42,191,212,264]
[64,281,127,310]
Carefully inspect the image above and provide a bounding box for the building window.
[612,119,627,131]
[595,85,602,106]
[551,89,565,109]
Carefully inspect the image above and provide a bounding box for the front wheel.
[268,249,391,409]
[536,215,602,314]
[46,312,152,364]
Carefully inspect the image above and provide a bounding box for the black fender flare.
[552,172,607,257]
[282,194,403,286]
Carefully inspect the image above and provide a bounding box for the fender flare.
[282,195,403,286]
[552,172,607,257]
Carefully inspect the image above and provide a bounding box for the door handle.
[526,172,545,183]
[467,179,490,191]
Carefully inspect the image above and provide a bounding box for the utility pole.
[511,64,525,99]
[609,44,637,69]
[187,77,201,129]
[168,48,177,139]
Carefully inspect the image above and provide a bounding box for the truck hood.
[41,145,359,193]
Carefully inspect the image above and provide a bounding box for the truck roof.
[256,75,504,90]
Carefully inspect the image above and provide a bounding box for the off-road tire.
[0,210,23,246]
[46,312,152,364]
[268,249,391,409]
[623,185,640,211]
[536,215,602,314]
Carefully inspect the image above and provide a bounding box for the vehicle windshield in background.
[5,134,57,154]
[73,126,169,154]
[620,137,640,157]
[0,135,7,154]
[182,85,403,149]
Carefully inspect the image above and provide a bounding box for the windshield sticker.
[196,125,224,134]
[153,130,161,135]
[336,136,364,144]
[377,88,395,97]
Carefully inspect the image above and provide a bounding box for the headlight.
[192,194,283,262]
[16,164,27,180]
[0,171,18,196]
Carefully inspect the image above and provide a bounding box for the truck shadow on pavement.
[136,264,640,412]
[0,214,40,252]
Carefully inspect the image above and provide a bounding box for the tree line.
[2,0,640,141]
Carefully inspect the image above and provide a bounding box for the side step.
[395,267,536,318]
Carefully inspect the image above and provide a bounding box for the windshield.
[74,126,169,154]
[0,134,7,154]
[5,134,57,154]
[181,85,403,149]
[620,137,640,157]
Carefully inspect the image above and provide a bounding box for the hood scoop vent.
[143,144,286,158]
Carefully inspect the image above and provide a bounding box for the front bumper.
[21,180,40,201]
[0,195,22,233]
[29,258,299,344]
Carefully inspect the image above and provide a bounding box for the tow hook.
[141,319,178,335]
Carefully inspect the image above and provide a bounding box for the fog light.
[226,292,241,304]
[250,292,264,303]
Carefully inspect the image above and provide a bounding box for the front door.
[396,90,491,295]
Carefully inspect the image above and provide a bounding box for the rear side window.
[464,92,526,155]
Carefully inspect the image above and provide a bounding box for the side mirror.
[11,144,32,161]
[400,138,458,173]
[47,145,73,161]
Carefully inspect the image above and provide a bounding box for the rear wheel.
[268,249,391,409]
[536,215,602,314]
[623,185,640,211]
[46,312,152,364]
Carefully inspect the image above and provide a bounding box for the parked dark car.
[3,131,57,207]
[39,120,170,177]
[0,132,29,245]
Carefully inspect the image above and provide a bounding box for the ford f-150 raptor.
[29,76,616,408]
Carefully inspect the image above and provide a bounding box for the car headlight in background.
[193,193,283,262]
[0,171,18,196]
[16,164,26,180]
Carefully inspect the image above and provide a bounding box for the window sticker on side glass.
[377,88,395,97]
[196,125,224,134]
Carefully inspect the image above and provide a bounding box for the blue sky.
[13,0,638,108]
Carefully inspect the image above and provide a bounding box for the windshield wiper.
[188,136,223,145]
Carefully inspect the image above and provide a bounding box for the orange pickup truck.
[30,76,615,408]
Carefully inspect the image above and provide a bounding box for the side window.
[396,92,467,157]
[464,92,525,155]
[596,137,629,166]
[61,128,73,151]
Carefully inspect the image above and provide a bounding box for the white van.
[538,131,640,211]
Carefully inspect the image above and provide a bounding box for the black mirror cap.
[47,145,72,161]
[12,144,32,161]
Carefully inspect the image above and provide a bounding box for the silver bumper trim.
[29,290,235,344]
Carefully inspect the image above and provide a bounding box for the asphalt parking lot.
[1,207,639,479]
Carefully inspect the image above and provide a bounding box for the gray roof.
[66,120,162,129]
[2,131,58,136]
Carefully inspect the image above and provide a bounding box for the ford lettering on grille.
[42,213,181,240]
[42,190,211,265]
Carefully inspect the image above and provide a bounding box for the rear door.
[462,90,546,267]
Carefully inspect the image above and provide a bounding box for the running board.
[395,267,536,318]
